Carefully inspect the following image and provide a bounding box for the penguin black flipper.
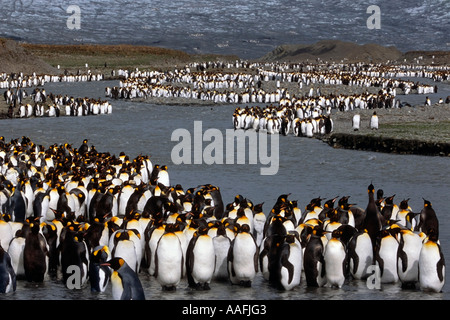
[186,234,199,288]
[397,239,409,273]
[347,235,360,275]
[437,245,445,282]
[280,246,294,284]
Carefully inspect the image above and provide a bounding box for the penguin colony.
[0,137,445,298]
[106,59,447,105]
[3,87,112,118]
[0,71,104,89]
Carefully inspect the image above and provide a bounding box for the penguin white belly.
[8,237,26,277]
[419,242,445,292]
[231,234,257,282]
[350,233,373,280]
[280,242,303,290]
[155,234,183,288]
[111,271,124,300]
[377,237,399,283]
[113,240,138,273]
[148,229,165,276]
[398,234,422,284]
[191,236,215,284]
[212,235,231,280]
[324,239,346,288]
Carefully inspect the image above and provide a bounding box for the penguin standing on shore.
[102,257,145,300]
[352,114,360,131]
[419,229,445,292]
[370,111,378,130]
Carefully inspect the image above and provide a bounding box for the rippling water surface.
[0,80,449,301]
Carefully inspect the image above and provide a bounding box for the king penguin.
[362,183,384,253]
[347,229,373,280]
[397,228,422,289]
[375,228,400,284]
[0,245,16,293]
[324,228,348,288]
[303,225,328,287]
[89,245,111,293]
[23,221,49,282]
[103,257,146,300]
[186,226,215,290]
[352,114,360,131]
[419,229,445,292]
[227,224,258,287]
[417,199,439,238]
[252,202,266,247]
[154,223,184,290]
[370,111,378,130]
[212,221,232,281]
[278,232,302,290]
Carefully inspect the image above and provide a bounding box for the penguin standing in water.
[303,226,328,287]
[324,228,348,288]
[186,226,215,290]
[60,225,89,288]
[417,199,439,238]
[102,257,145,300]
[154,223,184,290]
[212,222,232,281]
[0,245,16,293]
[375,228,400,284]
[362,183,384,253]
[23,222,49,282]
[347,229,373,280]
[252,202,266,247]
[370,111,378,130]
[89,245,111,293]
[227,224,258,287]
[397,228,422,288]
[278,232,302,290]
[419,229,445,292]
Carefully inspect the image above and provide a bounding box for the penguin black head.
[423,198,432,208]
[103,257,125,271]
[399,198,410,210]
[368,183,375,194]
